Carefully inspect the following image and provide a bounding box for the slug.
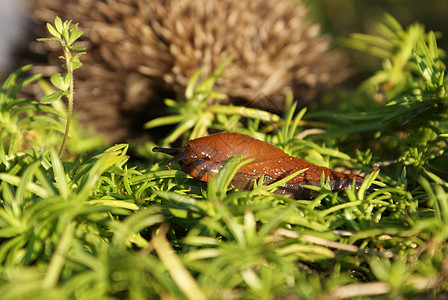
[153,132,372,199]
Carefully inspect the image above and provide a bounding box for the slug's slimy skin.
[153,132,369,199]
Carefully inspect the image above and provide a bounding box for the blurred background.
[306,0,448,78]
[2,0,446,77]
[0,0,29,77]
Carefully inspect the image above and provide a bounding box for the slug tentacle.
[153,132,377,199]
[152,147,180,156]
[153,147,190,166]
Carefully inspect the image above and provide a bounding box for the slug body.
[153,132,366,199]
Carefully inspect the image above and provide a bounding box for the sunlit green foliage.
[0,15,447,299]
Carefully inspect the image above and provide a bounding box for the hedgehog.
[29,0,350,142]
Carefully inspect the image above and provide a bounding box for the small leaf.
[50,73,68,91]
[437,70,445,87]
[37,37,60,42]
[68,26,83,45]
[185,70,202,99]
[72,61,83,70]
[63,73,71,91]
[50,149,70,199]
[70,45,86,51]
[46,23,61,39]
[62,27,70,44]
[73,52,86,59]
[144,115,185,129]
[71,55,85,70]
[54,16,63,33]
[41,91,64,104]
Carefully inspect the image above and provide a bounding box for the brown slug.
[153,132,372,199]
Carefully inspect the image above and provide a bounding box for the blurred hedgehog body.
[31,0,349,142]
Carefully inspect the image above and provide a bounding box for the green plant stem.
[58,46,74,157]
